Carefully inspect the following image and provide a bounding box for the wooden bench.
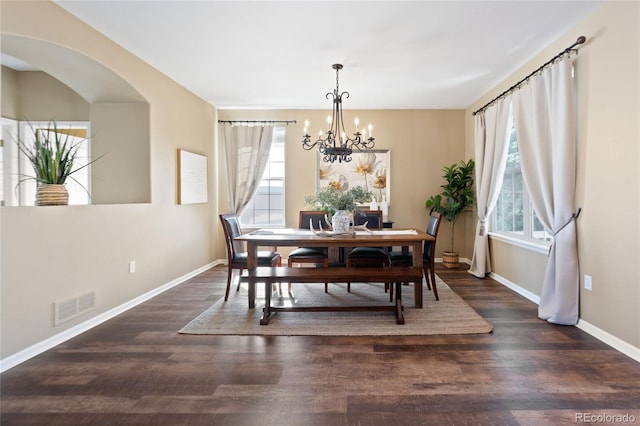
[239,266,423,325]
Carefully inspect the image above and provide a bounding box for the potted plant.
[16,119,99,206]
[305,183,372,233]
[425,159,475,268]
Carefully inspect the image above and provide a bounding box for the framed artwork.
[177,149,208,204]
[317,149,390,204]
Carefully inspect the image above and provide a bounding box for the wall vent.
[54,291,96,325]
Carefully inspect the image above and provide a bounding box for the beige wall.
[217,109,472,260]
[465,1,640,347]
[6,70,90,121]
[1,1,218,359]
[89,102,150,204]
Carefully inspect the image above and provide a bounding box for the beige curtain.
[513,57,580,325]
[469,99,512,278]
[223,124,274,214]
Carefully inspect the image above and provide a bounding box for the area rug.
[179,275,493,336]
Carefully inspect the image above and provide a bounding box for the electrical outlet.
[129,261,136,274]
[584,274,592,291]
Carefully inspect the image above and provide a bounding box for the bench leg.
[260,281,277,325]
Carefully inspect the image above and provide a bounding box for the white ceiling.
[52,0,602,110]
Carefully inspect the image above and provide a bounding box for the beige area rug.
[179,275,493,336]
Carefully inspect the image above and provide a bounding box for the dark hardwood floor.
[2,264,639,425]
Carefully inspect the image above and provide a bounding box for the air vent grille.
[54,291,96,325]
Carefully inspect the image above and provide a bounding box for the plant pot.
[36,184,69,206]
[442,251,459,269]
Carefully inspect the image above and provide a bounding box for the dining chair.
[219,213,282,301]
[346,210,390,294]
[388,211,442,300]
[288,210,330,292]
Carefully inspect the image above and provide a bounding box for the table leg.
[246,241,258,309]
[412,241,423,309]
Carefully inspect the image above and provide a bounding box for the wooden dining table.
[236,228,434,310]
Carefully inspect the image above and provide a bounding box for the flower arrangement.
[305,182,372,214]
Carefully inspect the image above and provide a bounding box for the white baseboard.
[488,272,541,304]
[576,319,640,363]
[489,271,639,364]
[0,261,222,373]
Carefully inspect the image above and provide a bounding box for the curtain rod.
[218,120,297,125]
[472,36,587,116]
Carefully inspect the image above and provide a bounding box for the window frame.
[489,117,551,254]
[239,126,286,228]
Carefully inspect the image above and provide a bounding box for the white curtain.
[469,99,512,277]
[512,58,580,325]
[223,124,274,214]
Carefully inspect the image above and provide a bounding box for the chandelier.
[301,64,375,163]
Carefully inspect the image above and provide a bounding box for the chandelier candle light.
[302,64,375,163]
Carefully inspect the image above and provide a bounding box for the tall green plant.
[16,119,98,186]
[425,159,475,253]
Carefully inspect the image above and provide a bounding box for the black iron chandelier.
[301,64,375,163]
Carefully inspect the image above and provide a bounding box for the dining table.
[235,228,434,310]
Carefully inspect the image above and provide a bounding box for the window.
[492,120,551,244]
[239,127,285,227]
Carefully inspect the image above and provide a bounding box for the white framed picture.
[177,149,208,204]
[316,149,390,204]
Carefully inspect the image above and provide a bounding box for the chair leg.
[423,265,431,291]
[424,265,432,291]
[273,283,283,296]
[224,264,233,301]
[323,259,329,293]
[346,258,351,292]
[430,264,439,301]
[236,268,243,292]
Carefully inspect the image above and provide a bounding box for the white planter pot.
[331,210,351,234]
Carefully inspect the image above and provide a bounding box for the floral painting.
[317,149,390,204]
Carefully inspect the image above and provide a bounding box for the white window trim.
[488,231,550,255]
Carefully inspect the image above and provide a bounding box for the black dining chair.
[287,210,330,293]
[219,213,282,301]
[388,211,442,300]
[346,210,391,294]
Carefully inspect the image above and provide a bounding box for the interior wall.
[217,108,470,260]
[14,70,90,121]
[1,1,217,360]
[90,103,150,204]
[489,239,546,297]
[465,1,640,347]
